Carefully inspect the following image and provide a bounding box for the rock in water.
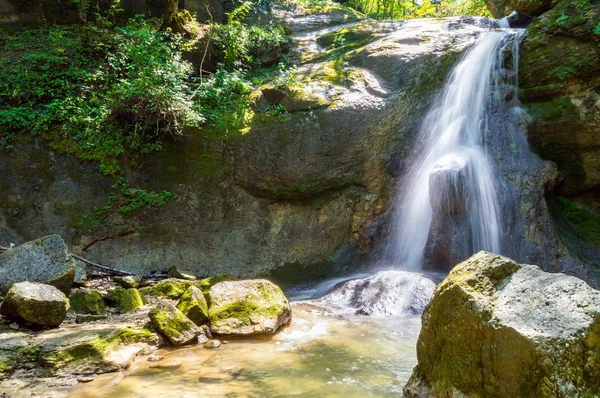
[404,251,600,398]
[0,282,69,327]
[208,280,292,335]
[0,235,77,294]
[176,286,209,326]
[318,271,436,316]
[149,300,201,346]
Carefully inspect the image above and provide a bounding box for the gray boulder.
[208,280,292,335]
[0,282,69,327]
[0,235,76,294]
[404,251,600,397]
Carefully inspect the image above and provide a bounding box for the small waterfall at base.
[387,29,522,272]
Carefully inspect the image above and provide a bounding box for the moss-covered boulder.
[0,235,76,295]
[208,280,292,335]
[140,276,227,300]
[176,286,209,326]
[69,289,105,315]
[404,251,600,397]
[104,286,144,313]
[0,282,69,327]
[149,300,201,346]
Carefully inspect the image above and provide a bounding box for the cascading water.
[387,29,522,272]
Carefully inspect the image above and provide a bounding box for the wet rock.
[114,275,142,289]
[197,334,209,344]
[176,286,209,326]
[148,300,201,346]
[0,282,69,328]
[318,271,436,315]
[69,289,105,315]
[404,251,600,397]
[0,235,76,295]
[208,280,292,335]
[167,266,197,281]
[204,339,221,349]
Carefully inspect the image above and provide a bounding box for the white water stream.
[388,31,515,271]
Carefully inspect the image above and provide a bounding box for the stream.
[69,303,421,397]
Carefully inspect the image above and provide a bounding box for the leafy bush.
[0,17,202,173]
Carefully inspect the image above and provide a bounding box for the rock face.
[404,251,600,398]
[0,235,76,295]
[208,280,292,335]
[318,271,436,315]
[176,286,209,326]
[0,282,69,327]
[149,300,201,346]
[485,0,552,18]
[0,16,490,285]
[519,0,600,201]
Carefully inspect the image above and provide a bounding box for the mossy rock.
[103,286,144,313]
[148,300,200,346]
[69,289,105,315]
[167,266,197,281]
[404,251,600,397]
[0,282,69,328]
[208,280,292,335]
[176,286,209,326]
[114,275,142,289]
[140,275,228,300]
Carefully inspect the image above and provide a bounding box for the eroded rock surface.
[404,251,600,398]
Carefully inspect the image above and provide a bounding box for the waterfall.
[388,29,522,272]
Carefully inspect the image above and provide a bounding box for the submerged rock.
[208,280,292,335]
[0,282,69,327]
[149,300,202,346]
[318,271,436,315]
[176,286,209,326]
[0,235,76,295]
[404,251,600,397]
[69,289,105,315]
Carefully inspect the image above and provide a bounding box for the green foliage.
[555,13,569,26]
[348,0,490,19]
[0,17,201,171]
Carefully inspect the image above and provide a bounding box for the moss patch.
[69,289,105,315]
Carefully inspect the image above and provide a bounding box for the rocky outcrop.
[519,0,600,200]
[208,280,292,335]
[0,235,76,295]
[318,271,436,315]
[148,300,203,345]
[404,251,600,397]
[0,282,69,327]
[485,0,552,18]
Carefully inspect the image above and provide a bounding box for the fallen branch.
[82,230,136,252]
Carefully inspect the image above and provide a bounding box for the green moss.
[526,98,575,120]
[69,289,105,315]
[118,289,144,313]
[551,197,600,246]
[208,300,286,325]
[149,306,194,340]
[176,286,209,326]
[140,279,198,300]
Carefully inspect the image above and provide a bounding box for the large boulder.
[148,300,202,346]
[404,251,600,397]
[317,271,436,315]
[208,280,292,335]
[0,282,69,327]
[0,235,76,295]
